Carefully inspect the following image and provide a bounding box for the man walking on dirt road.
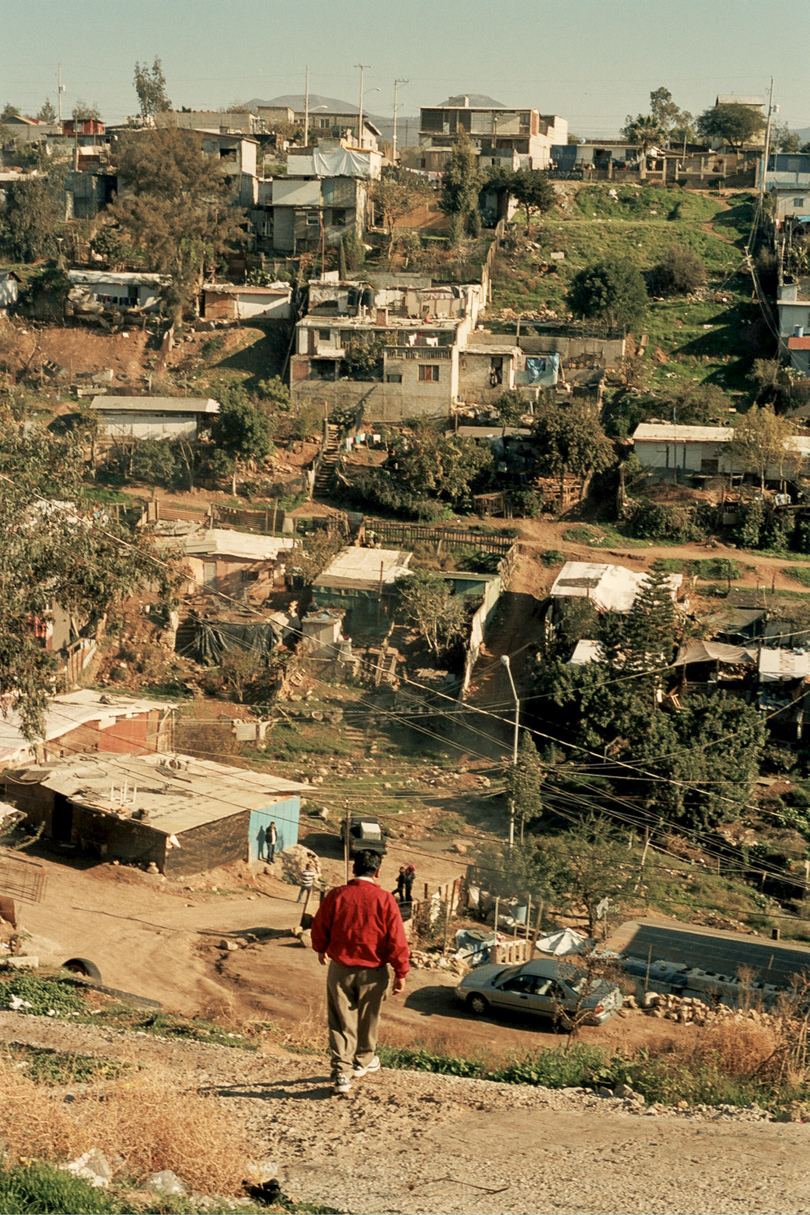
[311,849,410,1095]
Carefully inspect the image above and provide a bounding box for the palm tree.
[623,114,664,180]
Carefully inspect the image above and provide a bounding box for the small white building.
[632,423,734,476]
[90,396,219,441]
[68,271,168,312]
[632,422,810,481]
[201,281,292,321]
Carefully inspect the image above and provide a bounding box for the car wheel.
[62,957,102,982]
[467,993,489,1016]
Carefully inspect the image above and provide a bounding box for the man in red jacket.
[311,849,410,1095]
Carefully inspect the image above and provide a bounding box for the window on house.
[306,213,320,227]
[241,570,260,582]
[332,208,347,225]
[318,328,332,341]
[418,364,440,382]
[386,372,403,383]
[795,198,806,207]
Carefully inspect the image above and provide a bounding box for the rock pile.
[630,991,781,1028]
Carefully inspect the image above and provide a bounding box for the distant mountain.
[437,93,507,108]
[246,94,361,115]
[245,93,420,146]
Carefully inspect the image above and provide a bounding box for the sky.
[3,0,809,137]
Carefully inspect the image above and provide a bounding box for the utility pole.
[760,77,775,204]
[501,654,519,849]
[392,78,408,163]
[56,64,65,127]
[355,63,371,149]
[303,64,310,147]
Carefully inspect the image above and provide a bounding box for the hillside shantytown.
[1,33,810,1214]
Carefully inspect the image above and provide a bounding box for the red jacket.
[311,879,411,978]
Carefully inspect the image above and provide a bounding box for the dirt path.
[1,1012,807,1215]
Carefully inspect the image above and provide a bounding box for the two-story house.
[417,94,567,171]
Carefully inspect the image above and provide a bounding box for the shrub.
[649,245,706,296]
[736,499,765,549]
[628,500,703,542]
[540,549,566,566]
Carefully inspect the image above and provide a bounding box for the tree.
[1,178,60,262]
[648,87,693,145]
[491,389,527,435]
[729,404,797,491]
[544,819,638,936]
[386,429,493,511]
[649,246,706,296]
[369,171,430,261]
[566,259,647,330]
[37,98,56,123]
[772,122,801,154]
[697,104,766,151]
[620,113,664,179]
[133,58,171,119]
[0,426,177,739]
[640,693,765,832]
[72,100,101,123]
[440,130,482,242]
[507,731,546,838]
[531,400,615,498]
[341,334,385,381]
[749,359,792,406]
[1,104,20,121]
[396,570,468,657]
[210,386,274,495]
[623,564,677,673]
[110,127,245,319]
[505,169,556,235]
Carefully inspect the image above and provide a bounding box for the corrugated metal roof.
[551,562,681,614]
[184,529,295,561]
[0,690,173,764]
[314,547,413,589]
[632,423,734,444]
[25,753,308,835]
[91,396,219,414]
[68,270,167,286]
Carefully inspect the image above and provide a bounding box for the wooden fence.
[363,517,515,555]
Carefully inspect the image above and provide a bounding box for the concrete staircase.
[313,424,340,498]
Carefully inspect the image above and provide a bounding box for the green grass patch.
[784,566,810,587]
[493,182,757,398]
[3,1044,132,1086]
[88,1006,258,1050]
[377,1040,807,1114]
[0,975,87,1018]
[539,549,566,567]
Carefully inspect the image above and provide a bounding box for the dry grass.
[0,1054,252,1195]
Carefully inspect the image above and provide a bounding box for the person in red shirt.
[311,849,410,1095]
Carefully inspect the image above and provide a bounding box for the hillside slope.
[0,1012,804,1215]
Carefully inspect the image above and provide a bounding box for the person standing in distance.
[267,821,277,864]
[311,849,410,1095]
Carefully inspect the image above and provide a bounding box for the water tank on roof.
[795,326,805,337]
[362,287,375,310]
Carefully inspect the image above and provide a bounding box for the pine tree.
[507,731,546,839]
[624,564,676,673]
